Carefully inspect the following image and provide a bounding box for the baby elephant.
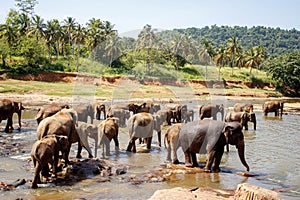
[164,123,183,164]
[98,117,119,158]
[31,135,69,189]
[76,121,98,158]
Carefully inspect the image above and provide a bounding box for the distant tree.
[266,51,300,96]
[73,24,86,72]
[226,36,242,75]
[105,34,123,67]
[214,45,229,80]
[28,15,45,40]
[15,0,38,16]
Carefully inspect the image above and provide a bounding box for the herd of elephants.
[0,98,284,189]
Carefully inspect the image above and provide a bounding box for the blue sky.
[1,0,300,34]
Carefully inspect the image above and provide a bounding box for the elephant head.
[249,112,256,130]
[95,104,106,120]
[223,122,249,172]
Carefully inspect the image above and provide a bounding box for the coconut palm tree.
[105,33,122,67]
[214,45,229,80]
[44,19,62,58]
[16,13,31,36]
[226,36,242,75]
[0,23,17,61]
[73,24,86,72]
[136,24,159,70]
[28,15,45,40]
[62,17,77,56]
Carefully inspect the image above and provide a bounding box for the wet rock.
[234,183,282,200]
[148,187,234,200]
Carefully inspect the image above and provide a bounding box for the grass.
[0,63,280,99]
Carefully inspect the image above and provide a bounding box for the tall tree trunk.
[76,43,80,72]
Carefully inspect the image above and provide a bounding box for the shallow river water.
[0,98,300,200]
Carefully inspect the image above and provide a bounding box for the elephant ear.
[205,120,226,153]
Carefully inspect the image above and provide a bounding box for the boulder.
[234,183,282,200]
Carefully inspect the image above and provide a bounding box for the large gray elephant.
[31,135,69,189]
[35,103,70,124]
[262,101,284,117]
[76,121,98,158]
[233,103,254,113]
[37,108,93,163]
[126,112,154,152]
[73,104,94,123]
[164,123,183,164]
[199,104,224,120]
[225,111,257,131]
[0,99,24,133]
[178,120,250,172]
[98,117,119,157]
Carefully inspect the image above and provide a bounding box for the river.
[0,98,300,200]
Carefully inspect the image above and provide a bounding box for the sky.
[1,0,300,36]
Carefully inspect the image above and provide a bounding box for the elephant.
[178,119,250,173]
[98,117,119,157]
[106,108,130,127]
[225,111,257,131]
[164,103,187,124]
[37,108,93,163]
[126,112,154,153]
[0,99,25,133]
[233,103,254,113]
[199,104,224,120]
[108,103,138,114]
[31,135,69,189]
[152,112,167,147]
[73,104,94,124]
[76,121,98,158]
[35,103,70,124]
[164,123,184,164]
[262,101,284,117]
[95,103,106,120]
[182,109,194,123]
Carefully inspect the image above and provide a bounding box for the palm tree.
[16,13,31,36]
[28,15,45,40]
[73,24,86,72]
[244,46,266,75]
[169,33,185,70]
[214,45,229,80]
[200,39,215,79]
[226,36,242,75]
[86,18,105,59]
[44,19,62,58]
[0,23,17,61]
[62,17,77,56]
[105,33,122,67]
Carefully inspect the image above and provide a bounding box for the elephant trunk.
[237,139,250,171]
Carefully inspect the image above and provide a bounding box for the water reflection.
[0,100,300,199]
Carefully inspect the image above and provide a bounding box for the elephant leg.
[212,147,224,172]
[191,152,199,167]
[113,137,119,150]
[204,150,217,172]
[32,162,42,189]
[171,143,179,164]
[166,146,172,162]
[5,117,12,133]
[146,137,152,149]
[52,152,59,177]
[105,138,111,156]
[127,138,136,153]
[184,150,193,167]
[157,131,161,147]
[94,138,98,158]
[244,123,248,130]
[76,142,83,158]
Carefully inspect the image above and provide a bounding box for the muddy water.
[1,99,300,200]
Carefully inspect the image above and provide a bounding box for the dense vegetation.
[0,0,300,96]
